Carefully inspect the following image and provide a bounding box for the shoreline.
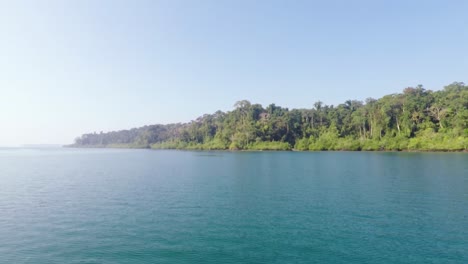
[64,145,468,153]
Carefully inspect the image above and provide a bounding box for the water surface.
[0,148,467,263]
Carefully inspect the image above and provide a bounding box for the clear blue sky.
[0,0,467,146]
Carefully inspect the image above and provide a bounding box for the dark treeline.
[71,82,467,151]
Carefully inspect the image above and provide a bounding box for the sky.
[0,0,467,146]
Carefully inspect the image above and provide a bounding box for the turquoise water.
[0,148,467,263]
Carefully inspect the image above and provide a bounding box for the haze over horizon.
[1,0,467,146]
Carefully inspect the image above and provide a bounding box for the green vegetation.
[70,82,467,151]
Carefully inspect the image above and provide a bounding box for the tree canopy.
[70,82,467,151]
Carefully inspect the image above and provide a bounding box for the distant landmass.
[22,144,63,148]
[69,82,467,151]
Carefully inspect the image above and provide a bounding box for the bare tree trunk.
[396,117,401,134]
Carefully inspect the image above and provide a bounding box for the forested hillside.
[70,82,467,151]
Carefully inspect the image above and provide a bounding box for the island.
[68,82,467,151]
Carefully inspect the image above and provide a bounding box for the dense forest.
[70,82,467,151]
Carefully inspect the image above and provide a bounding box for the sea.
[0,148,467,263]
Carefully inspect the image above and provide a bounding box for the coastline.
[64,145,468,153]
